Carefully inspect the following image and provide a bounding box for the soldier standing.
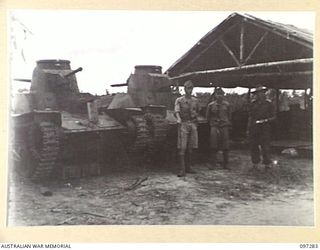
[174,80,200,177]
[206,87,232,169]
[247,85,276,169]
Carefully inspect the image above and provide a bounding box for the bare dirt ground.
[7,150,313,226]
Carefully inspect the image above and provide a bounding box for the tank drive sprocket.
[126,114,149,155]
[145,113,168,154]
[28,122,60,181]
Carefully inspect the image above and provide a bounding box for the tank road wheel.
[28,122,60,181]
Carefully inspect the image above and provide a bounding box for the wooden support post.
[247,88,251,104]
[275,89,280,114]
[175,80,180,94]
[310,88,313,110]
[304,88,308,110]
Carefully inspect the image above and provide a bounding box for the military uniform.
[206,100,231,150]
[174,95,200,151]
[206,98,231,169]
[174,80,199,177]
[248,99,275,165]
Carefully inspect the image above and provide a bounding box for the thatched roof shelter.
[166,13,313,90]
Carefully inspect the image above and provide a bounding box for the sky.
[9,10,315,95]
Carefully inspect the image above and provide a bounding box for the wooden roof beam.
[170,58,313,80]
[243,31,268,65]
[240,21,245,64]
[176,21,241,73]
[240,71,312,78]
[189,71,312,86]
[220,39,241,66]
[243,18,313,49]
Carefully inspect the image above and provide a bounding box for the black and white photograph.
[7,10,314,227]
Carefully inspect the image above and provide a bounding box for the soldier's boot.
[177,154,186,177]
[208,150,217,170]
[185,153,196,174]
[222,150,230,170]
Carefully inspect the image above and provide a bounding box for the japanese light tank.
[11,59,125,181]
[104,65,179,159]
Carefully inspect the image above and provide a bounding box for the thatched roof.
[166,13,313,89]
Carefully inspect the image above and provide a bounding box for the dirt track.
[7,150,313,226]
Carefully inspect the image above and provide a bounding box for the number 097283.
[300,244,319,248]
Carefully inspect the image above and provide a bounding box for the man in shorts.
[174,80,200,177]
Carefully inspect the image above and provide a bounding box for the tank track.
[126,114,168,158]
[127,115,149,154]
[145,113,168,152]
[28,122,60,181]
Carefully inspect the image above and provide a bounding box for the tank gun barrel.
[14,78,32,82]
[64,67,83,78]
[111,83,128,87]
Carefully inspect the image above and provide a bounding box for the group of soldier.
[174,80,276,177]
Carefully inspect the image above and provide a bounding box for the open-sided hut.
[166,13,313,152]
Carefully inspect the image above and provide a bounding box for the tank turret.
[31,59,81,94]
[109,65,174,109]
[29,60,84,111]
